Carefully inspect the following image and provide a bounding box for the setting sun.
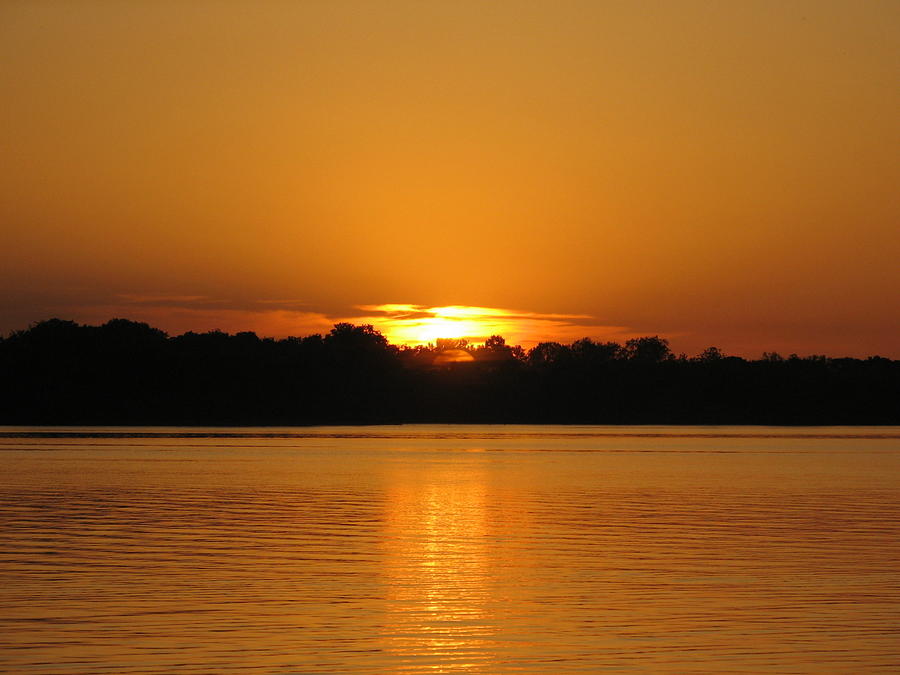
[352,304,615,347]
[404,316,478,343]
[355,305,504,345]
[380,306,497,344]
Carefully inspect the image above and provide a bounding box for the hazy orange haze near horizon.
[2,1,898,356]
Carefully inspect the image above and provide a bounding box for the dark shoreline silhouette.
[1,318,897,426]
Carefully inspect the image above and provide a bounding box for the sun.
[357,303,573,347]
[411,317,477,343]
[361,305,496,345]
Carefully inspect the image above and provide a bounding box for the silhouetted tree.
[435,338,468,351]
[527,341,571,367]
[695,346,725,362]
[624,336,671,363]
[476,335,515,362]
[570,338,621,364]
[0,318,897,426]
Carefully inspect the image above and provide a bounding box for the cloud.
[116,293,215,306]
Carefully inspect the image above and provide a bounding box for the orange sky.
[2,1,898,356]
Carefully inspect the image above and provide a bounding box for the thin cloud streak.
[115,294,212,305]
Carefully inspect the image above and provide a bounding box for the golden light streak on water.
[381,463,496,671]
[1,425,899,673]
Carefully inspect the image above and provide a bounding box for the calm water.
[2,425,900,673]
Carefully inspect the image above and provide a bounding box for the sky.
[2,1,898,357]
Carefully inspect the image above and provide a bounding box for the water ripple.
[1,426,899,673]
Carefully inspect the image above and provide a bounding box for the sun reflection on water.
[381,463,497,671]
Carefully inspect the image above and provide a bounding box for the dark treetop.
[1,318,897,425]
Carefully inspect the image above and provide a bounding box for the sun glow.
[353,304,622,348]
[362,305,501,345]
[408,316,482,343]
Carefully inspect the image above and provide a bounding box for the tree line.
[1,318,897,425]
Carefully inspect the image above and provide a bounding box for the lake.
[2,425,899,673]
